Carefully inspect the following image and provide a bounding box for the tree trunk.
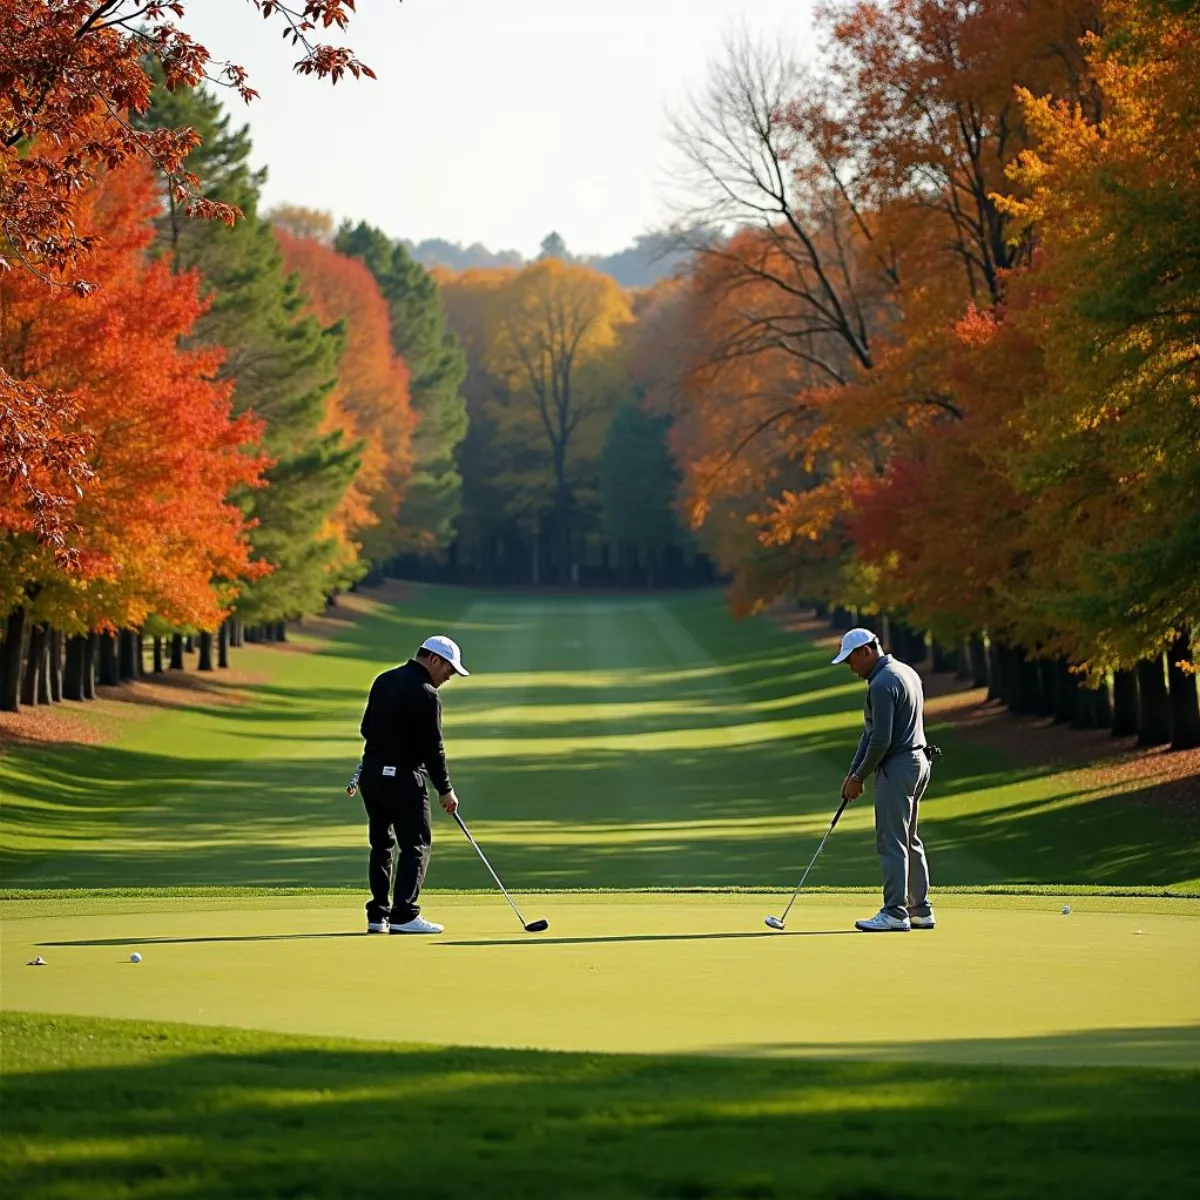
[197,631,214,672]
[20,622,45,707]
[184,635,194,653]
[47,629,63,702]
[0,606,27,713]
[218,621,230,669]
[169,633,184,670]
[118,629,137,681]
[35,625,53,705]
[1088,681,1112,729]
[907,629,928,667]
[1135,654,1172,747]
[1053,659,1079,725]
[1020,651,1046,715]
[63,635,87,701]
[955,639,973,681]
[134,633,144,677]
[970,634,990,689]
[83,633,99,700]
[1167,632,1200,750]
[1111,668,1138,737]
[1002,646,1021,712]
[555,467,570,586]
[987,639,1004,702]
[931,639,957,674]
[98,631,119,687]
[275,621,287,642]
[153,636,164,675]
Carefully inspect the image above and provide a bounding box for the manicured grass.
[3,1011,1198,1200]
[2,588,1198,892]
[5,893,1198,1067]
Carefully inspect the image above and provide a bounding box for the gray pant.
[874,753,932,920]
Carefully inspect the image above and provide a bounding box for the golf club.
[764,795,851,931]
[452,810,549,933]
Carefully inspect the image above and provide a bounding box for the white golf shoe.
[366,920,389,934]
[910,912,936,930]
[855,910,911,932]
[390,916,444,934]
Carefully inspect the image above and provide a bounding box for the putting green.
[5,892,1197,1068]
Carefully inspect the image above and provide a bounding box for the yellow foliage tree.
[485,259,633,581]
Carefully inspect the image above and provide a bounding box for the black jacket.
[359,659,452,795]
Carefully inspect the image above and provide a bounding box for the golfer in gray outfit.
[833,627,935,932]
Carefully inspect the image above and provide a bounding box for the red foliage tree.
[1,0,374,558]
[0,161,269,633]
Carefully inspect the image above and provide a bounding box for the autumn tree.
[1,2,374,560]
[0,162,267,711]
[997,0,1200,743]
[436,267,529,579]
[274,227,415,573]
[335,222,469,556]
[664,5,1102,609]
[483,259,633,582]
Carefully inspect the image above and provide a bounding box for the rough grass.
[3,1012,1198,1200]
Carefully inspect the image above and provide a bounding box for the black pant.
[359,768,431,925]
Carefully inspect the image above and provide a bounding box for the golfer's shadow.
[40,930,857,950]
[438,930,856,948]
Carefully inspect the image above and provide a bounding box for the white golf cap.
[832,627,879,664]
[420,634,470,676]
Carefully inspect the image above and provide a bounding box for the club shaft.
[778,797,850,924]
[778,829,833,923]
[453,811,528,927]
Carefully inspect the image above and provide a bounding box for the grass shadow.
[2,1011,1197,1199]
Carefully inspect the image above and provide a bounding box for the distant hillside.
[401,238,524,272]
[405,229,696,288]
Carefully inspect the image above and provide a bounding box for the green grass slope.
[2,588,1197,891]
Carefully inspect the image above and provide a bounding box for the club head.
[524,919,549,933]
[764,915,785,931]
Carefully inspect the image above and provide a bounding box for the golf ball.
[1061,905,1072,915]
[130,952,142,963]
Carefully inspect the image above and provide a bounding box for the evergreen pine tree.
[336,222,468,555]
[139,81,362,622]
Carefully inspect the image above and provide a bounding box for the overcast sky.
[182,0,817,258]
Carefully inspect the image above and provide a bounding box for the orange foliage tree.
[274,227,415,569]
[0,161,268,637]
[1,0,373,559]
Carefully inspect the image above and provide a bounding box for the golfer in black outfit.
[358,635,469,934]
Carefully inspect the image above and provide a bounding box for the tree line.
[636,0,1199,751]
[1,3,704,716]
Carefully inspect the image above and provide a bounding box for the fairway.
[3,588,1197,893]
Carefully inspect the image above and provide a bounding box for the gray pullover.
[849,654,927,778]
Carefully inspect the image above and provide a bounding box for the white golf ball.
[1061,905,1071,915]
[130,952,142,963]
